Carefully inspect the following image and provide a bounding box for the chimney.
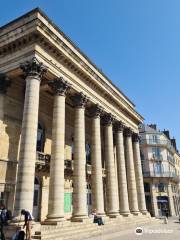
[171,138,177,151]
[148,124,157,130]
[163,130,170,139]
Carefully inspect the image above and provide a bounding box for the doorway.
[33,177,40,221]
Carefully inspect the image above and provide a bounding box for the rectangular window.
[154,162,163,174]
[144,183,150,192]
[152,147,162,160]
[158,183,165,192]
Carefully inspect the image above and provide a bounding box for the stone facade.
[0,8,148,224]
[139,124,180,217]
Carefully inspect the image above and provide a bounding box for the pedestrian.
[92,209,104,226]
[163,206,169,219]
[0,204,8,226]
[0,204,8,240]
[21,209,32,240]
[11,227,25,240]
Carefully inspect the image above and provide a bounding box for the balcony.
[36,152,51,171]
[36,154,106,176]
[167,155,175,164]
[143,171,180,182]
[140,139,175,152]
[151,154,163,161]
[86,164,106,177]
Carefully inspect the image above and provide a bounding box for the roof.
[139,124,159,134]
[0,7,136,108]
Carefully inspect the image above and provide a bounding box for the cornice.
[0,8,144,124]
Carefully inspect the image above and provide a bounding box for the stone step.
[41,216,151,237]
[42,219,152,240]
[32,235,41,240]
[42,225,99,238]
[42,227,101,240]
[39,215,153,240]
[41,222,98,233]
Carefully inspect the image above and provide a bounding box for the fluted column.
[151,182,159,217]
[0,74,11,138]
[115,122,130,216]
[167,184,176,216]
[90,104,104,215]
[124,128,139,215]
[103,114,119,217]
[133,133,147,215]
[46,78,70,222]
[14,58,47,219]
[71,92,88,221]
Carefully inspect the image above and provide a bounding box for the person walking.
[21,210,32,240]
[163,206,169,219]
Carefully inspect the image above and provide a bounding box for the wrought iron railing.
[36,154,106,176]
[143,171,180,182]
[140,139,175,152]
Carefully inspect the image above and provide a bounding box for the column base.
[107,212,119,218]
[71,215,89,222]
[141,210,148,215]
[45,214,65,223]
[120,211,131,217]
[130,211,140,216]
[45,217,65,224]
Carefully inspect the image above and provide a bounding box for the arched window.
[36,123,45,152]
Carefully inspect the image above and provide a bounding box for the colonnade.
[1,58,147,221]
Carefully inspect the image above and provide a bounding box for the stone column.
[133,133,147,215]
[103,113,119,217]
[90,104,104,215]
[13,58,47,219]
[46,78,70,222]
[71,92,88,221]
[115,122,130,216]
[167,184,176,216]
[0,74,11,137]
[124,128,139,215]
[150,182,159,217]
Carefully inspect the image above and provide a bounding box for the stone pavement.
[85,217,180,240]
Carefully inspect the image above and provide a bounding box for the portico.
[0,8,148,226]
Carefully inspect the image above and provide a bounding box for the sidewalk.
[85,217,180,240]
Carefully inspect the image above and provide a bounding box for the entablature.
[0,8,144,130]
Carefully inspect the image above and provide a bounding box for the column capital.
[48,77,70,96]
[102,113,115,126]
[124,127,133,137]
[20,57,47,80]
[132,133,140,142]
[89,104,103,118]
[70,92,88,108]
[114,121,125,132]
[0,73,11,94]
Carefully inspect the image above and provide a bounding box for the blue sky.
[0,0,180,149]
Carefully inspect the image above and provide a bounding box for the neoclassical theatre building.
[0,8,148,223]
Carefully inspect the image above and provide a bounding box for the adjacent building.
[139,124,180,217]
[0,8,148,225]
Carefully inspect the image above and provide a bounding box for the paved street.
[86,217,180,240]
